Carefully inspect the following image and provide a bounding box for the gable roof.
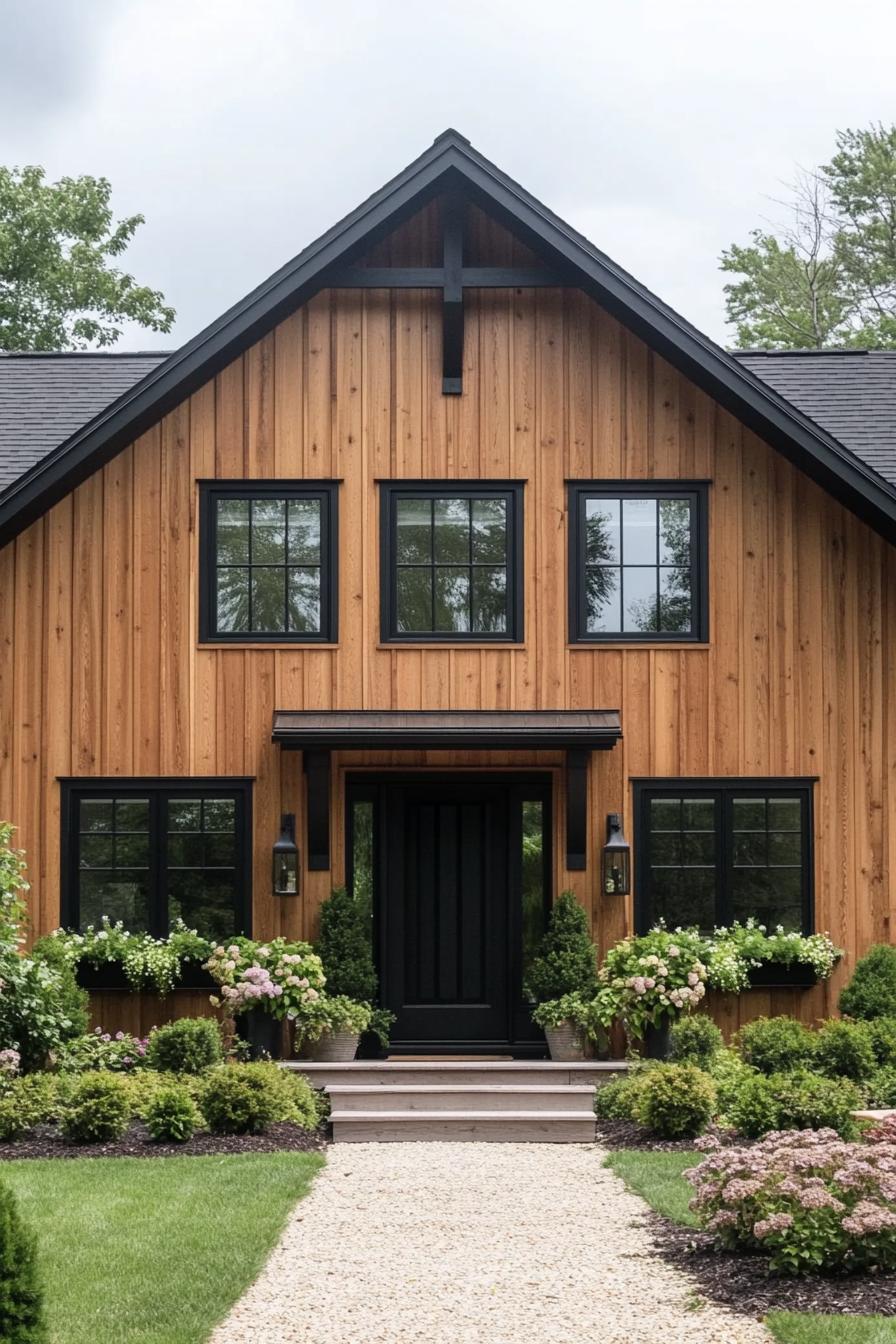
[0,352,168,490]
[1,129,896,546]
[734,350,896,487]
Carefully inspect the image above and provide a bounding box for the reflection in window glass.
[351,801,375,927]
[213,493,324,635]
[521,800,546,992]
[78,797,151,932]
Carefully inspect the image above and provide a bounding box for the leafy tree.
[0,166,175,351]
[720,124,896,349]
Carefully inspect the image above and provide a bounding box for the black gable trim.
[2,130,896,546]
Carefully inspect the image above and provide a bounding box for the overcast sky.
[2,0,895,350]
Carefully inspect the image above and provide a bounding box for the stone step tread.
[289,1060,624,1071]
[326,1083,596,1094]
[330,1109,595,1122]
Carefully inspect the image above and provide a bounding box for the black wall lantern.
[602,812,630,896]
[273,813,299,896]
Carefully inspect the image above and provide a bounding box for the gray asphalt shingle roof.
[0,346,895,496]
[734,350,896,487]
[0,351,169,490]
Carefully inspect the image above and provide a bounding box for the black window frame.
[60,777,254,937]
[567,481,709,643]
[379,480,524,643]
[633,777,815,935]
[198,480,339,644]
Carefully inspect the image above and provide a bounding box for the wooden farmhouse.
[2,130,895,1049]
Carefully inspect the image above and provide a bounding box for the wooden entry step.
[284,1059,629,1142]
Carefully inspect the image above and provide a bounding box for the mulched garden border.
[645,1209,896,1318]
[595,1118,749,1153]
[0,1120,328,1161]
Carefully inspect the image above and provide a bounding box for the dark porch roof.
[271,709,622,751]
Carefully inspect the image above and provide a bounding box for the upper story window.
[633,779,813,934]
[199,482,338,643]
[568,483,708,642]
[380,482,523,642]
[61,779,252,941]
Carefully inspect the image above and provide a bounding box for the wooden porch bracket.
[565,748,590,871]
[303,750,331,871]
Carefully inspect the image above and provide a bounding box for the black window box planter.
[746,962,818,989]
[75,960,215,992]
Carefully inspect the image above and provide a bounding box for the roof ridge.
[0,350,172,360]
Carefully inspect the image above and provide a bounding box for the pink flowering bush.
[56,1027,148,1073]
[205,937,325,1027]
[596,927,709,1038]
[687,1128,896,1275]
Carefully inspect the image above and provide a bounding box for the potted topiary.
[315,886,394,1057]
[524,891,599,1060]
[303,994,372,1062]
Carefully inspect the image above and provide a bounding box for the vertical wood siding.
[1,204,893,1031]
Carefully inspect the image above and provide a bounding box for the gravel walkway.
[211,1142,772,1344]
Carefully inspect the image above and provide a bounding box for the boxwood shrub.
[669,1015,723,1069]
[632,1062,716,1139]
[839,944,896,1020]
[813,1018,877,1082]
[735,1016,815,1075]
[146,1017,222,1075]
[146,1086,202,1143]
[728,1069,860,1140]
[200,1067,278,1135]
[61,1073,131,1144]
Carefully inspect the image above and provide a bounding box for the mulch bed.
[596,1119,748,1153]
[646,1210,896,1317]
[0,1120,328,1161]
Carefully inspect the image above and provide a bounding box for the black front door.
[346,774,552,1054]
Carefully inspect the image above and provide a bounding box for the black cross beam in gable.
[327,198,564,395]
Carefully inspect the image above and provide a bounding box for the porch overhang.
[272,710,621,874]
[271,709,621,752]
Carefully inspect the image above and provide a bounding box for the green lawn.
[4,1152,324,1344]
[604,1149,896,1344]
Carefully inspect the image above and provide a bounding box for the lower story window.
[61,779,252,941]
[633,779,813,934]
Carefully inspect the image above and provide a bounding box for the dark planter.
[642,1020,672,1060]
[241,1010,283,1060]
[177,960,216,990]
[746,962,818,989]
[76,961,130,990]
[356,1029,386,1060]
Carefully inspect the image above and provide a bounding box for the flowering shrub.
[0,1049,20,1077]
[55,1028,148,1073]
[35,919,212,995]
[687,1128,896,1275]
[633,1062,716,1138]
[205,938,326,1024]
[596,928,708,1037]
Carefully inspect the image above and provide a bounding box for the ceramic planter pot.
[242,1010,283,1060]
[310,1029,360,1062]
[544,1022,585,1061]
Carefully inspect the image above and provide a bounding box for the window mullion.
[718,789,732,927]
[153,792,167,936]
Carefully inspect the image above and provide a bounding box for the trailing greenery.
[840,944,896,1021]
[707,921,842,987]
[669,1014,723,1069]
[145,1018,222,1075]
[2,1153,323,1344]
[632,1062,716,1139]
[34,920,213,996]
[0,1179,45,1342]
[523,891,598,1004]
[145,1087,202,1144]
[61,1074,131,1144]
[736,1016,816,1075]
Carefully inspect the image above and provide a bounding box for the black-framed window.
[379,481,523,641]
[199,482,338,642]
[568,482,708,642]
[61,779,253,940]
[633,778,813,934]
